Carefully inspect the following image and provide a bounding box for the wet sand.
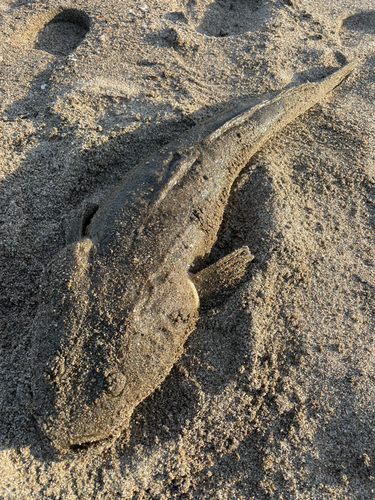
[0,0,375,498]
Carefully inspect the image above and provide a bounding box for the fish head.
[32,239,199,449]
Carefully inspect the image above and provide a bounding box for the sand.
[0,0,375,498]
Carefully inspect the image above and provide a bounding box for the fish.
[31,60,357,449]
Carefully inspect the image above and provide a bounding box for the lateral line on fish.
[151,150,200,211]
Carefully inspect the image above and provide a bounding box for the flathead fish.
[31,61,356,449]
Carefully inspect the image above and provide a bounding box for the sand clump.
[0,0,375,498]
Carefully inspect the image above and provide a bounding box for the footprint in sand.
[339,10,375,49]
[35,8,91,56]
[167,0,272,37]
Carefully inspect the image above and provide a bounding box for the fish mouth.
[64,430,121,451]
[45,415,127,451]
[53,428,112,450]
[66,416,132,451]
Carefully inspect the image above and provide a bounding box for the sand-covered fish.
[31,61,356,449]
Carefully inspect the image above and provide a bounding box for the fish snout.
[44,374,131,449]
[32,360,130,450]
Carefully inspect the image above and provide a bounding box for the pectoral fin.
[191,246,254,300]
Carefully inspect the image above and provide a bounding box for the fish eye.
[105,371,126,397]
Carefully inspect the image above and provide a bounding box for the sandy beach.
[1,0,375,498]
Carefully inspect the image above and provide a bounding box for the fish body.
[31,61,356,448]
